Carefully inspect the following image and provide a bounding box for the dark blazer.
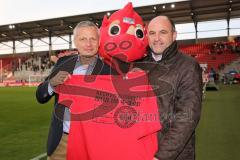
[36,54,113,156]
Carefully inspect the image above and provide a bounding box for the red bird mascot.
[56,3,161,160]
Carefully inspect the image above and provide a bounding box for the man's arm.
[155,62,202,160]
[36,56,72,104]
[36,79,54,104]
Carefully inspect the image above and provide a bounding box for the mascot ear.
[101,15,108,27]
[123,2,134,16]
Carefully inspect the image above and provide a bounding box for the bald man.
[140,16,202,160]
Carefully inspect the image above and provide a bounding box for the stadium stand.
[0,50,80,86]
[0,41,239,87]
[179,41,240,71]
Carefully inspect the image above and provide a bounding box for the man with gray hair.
[36,21,112,160]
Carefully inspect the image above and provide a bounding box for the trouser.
[47,133,68,160]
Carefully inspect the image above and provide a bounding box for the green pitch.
[0,84,239,160]
[196,84,240,160]
[0,87,52,160]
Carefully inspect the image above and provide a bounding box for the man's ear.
[98,35,101,46]
[173,31,177,41]
[73,38,78,49]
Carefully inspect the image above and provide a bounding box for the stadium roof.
[0,0,240,43]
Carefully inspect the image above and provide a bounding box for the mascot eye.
[109,24,121,36]
[135,28,144,39]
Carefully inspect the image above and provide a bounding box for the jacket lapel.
[49,55,78,79]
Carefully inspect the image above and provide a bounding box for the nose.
[104,40,132,52]
[105,42,117,52]
[119,40,132,50]
[154,33,161,41]
[85,39,91,46]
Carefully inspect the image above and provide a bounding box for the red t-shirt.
[56,71,161,160]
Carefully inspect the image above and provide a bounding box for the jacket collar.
[147,41,179,64]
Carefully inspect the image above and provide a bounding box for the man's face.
[74,26,99,57]
[147,16,177,55]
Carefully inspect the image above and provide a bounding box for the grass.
[0,84,239,160]
[0,87,52,160]
[196,84,240,160]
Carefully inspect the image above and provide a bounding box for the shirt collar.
[151,52,162,61]
[76,54,98,75]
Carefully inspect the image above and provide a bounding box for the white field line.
[30,152,47,160]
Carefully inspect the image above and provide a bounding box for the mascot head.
[99,2,147,63]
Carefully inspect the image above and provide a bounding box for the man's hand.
[49,71,70,88]
[130,67,143,72]
[153,157,159,160]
